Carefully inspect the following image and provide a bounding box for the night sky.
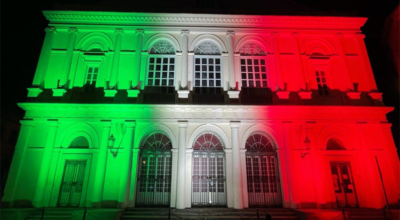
[1,0,399,150]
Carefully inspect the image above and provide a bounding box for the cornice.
[18,103,393,122]
[42,11,367,30]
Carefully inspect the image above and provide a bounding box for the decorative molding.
[18,103,394,122]
[127,89,140,97]
[227,91,240,99]
[52,88,67,97]
[104,89,117,97]
[276,91,290,99]
[298,91,312,99]
[346,91,361,100]
[43,11,367,30]
[178,90,190,98]
[27,88,43,97]
[368,92,383,100]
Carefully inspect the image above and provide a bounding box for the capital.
[335,33,343,38]
[181,30,190,36]
[355,33,365,39]
[291,32,299,38]
[45,26,57,33]
[230,121,241,128]
[115,28,124,34]
[68,27,78,34]
[271,32,279,38]
[125,120,136,128]
[20,119,35,127]
[178,120,188,128]
[135,29,144,35]
[100,119,112,128]
[226,31,235,37]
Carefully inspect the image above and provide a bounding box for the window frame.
[193,55,223,88]
[146,55,176,87]
[85,66,99,85]
[239,56,269,89]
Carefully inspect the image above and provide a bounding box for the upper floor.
[27,11,383,106]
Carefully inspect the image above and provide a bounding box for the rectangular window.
[147,56,175,86]
[86,67,98,85]
[241,58,267,88]
[315,70,328,95]
[194,56,222,87]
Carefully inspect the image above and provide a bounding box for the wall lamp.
[301,136,311,158]
[108,134,120,158]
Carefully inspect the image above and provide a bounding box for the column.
[118,120,136,207]
[109,28,124,89]
[230,121,243,209]
[32,27,57,86]
[2,120,34,205]
[226,31,236,89]
[334,33,353,90]
[128,148,141,207]
[60,27,78,88]
[239,148,248,207]
[181,30,189,89]
[185,148,193,208]
[354,33,378,90]
[282,124,299,209]
[132,30,144,88]
[33,121,59,207]
[92,120,112,207]
[291,33,307,90]
[271,33,285,90]
[224,148,233,208]
[176,121,188,209]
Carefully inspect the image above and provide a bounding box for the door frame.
[49,153,92,207]
[135,149,173,207]
[191,150,227,207]
[322,154,363,208]
[245,151,283,207]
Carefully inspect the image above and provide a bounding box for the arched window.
[193,41,222,87]
[141,131,172,150]
[147,41,176,87]
[239,43,268,88]
[327,138,346,150]
[193,131,224,151]
[245,132,275,152]
[69,136,89,148]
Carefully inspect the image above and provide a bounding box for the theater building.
[2,10,399,214]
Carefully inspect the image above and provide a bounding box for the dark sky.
[1,0,399,149]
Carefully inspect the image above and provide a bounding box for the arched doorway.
[192,131,226,206]
[136,132,172,207]
[245,132,282,207]
[58,136,90,207]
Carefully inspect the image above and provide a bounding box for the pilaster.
[176,121,188,209]
[109,28,124,89]
[226,31,236,90]
[132,30,144,89]
[60,27,78,90]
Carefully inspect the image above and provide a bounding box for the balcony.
[193,87,224,105]
[240,87,272,105]
[143,86,175,104]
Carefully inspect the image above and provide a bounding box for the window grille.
[149,41,175,54]
[245,132,275,152]
[315,70,328,95]
[194,41,221,55]
[241,58,268,88]
[147,57,175,86]
[239,43,265,56]
[193,131,224,151]
[141,132,172,150]
[147,41,176,87]
[86,67,98,85]
[194,57,222,87]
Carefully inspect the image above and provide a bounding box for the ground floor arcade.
[2,105,399,211]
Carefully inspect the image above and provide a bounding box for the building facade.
[2,11,399,211]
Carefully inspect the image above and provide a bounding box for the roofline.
[42,10,368,30]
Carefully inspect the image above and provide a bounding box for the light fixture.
[108,134,119,157]
[301,136,311,158]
